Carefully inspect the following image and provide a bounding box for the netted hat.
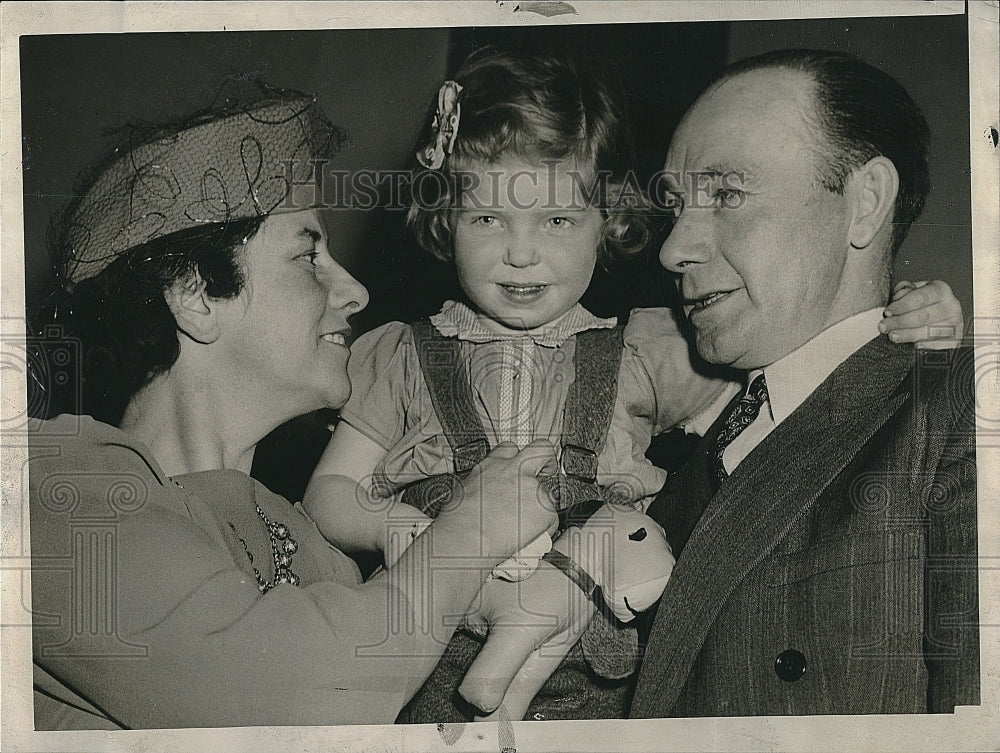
[61,91,339,283]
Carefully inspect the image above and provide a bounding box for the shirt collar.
[430,299,617,347]
[759,307,885,426]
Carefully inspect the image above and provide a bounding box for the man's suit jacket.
[630,335,979,717]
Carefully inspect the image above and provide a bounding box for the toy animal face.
[554,505,675,622]
[610,518,667,574]
[599,507,673,618]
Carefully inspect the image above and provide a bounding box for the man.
[629,49,979,717]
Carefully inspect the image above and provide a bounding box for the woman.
[27,87,558,729]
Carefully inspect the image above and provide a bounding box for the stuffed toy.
[457,502,675,722]
[549,502,674,622]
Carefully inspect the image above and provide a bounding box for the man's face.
[659,69,855,370]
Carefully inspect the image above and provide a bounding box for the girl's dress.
[341,299,737,721]
[342,300,735,509]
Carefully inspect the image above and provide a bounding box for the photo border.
[2,2,996,751]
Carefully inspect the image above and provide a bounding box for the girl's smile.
[497,282,549,303]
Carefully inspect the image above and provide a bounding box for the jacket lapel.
[648,388,741,557]
[632,335,915,717]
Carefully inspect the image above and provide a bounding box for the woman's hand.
[367,440,559,702]
[879,279,964,349]
[437,439,559,561]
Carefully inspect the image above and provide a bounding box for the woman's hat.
[62,91,338,283]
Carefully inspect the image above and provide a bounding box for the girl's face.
[451,158,603,332]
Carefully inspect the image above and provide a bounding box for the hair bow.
[416,80,463,169]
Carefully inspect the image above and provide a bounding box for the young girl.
[304,51,965,721]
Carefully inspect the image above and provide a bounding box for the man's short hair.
[716,49,930,256]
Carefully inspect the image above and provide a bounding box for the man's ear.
[164,272,222,344]
[848,155,899,251]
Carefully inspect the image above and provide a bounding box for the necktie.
[714,373,769,480]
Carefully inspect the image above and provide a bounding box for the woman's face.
[215,209,369,415]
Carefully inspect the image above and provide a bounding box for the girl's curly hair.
[406,49,649,267]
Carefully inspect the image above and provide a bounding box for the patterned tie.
[714,373,769,480]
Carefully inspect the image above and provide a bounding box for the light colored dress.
[28,415,428,729]
[341,300,736,508]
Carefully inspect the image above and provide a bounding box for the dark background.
[20,15,971,501]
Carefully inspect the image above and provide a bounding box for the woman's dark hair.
[29,79,339,425]
[31,217,262,425]
[407,50,648,266]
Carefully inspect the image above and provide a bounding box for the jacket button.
[774,649,807,682]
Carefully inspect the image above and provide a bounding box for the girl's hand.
[879,280,964,349]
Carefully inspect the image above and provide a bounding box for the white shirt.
[721,308,886,475]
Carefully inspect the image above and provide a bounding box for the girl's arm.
[631,279,965,441]
[620,307,738,438]
[879,279,964,348]
[304,422,429,558]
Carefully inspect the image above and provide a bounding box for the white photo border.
[2,2,996,752]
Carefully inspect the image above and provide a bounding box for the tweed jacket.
[630,335,979,717]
